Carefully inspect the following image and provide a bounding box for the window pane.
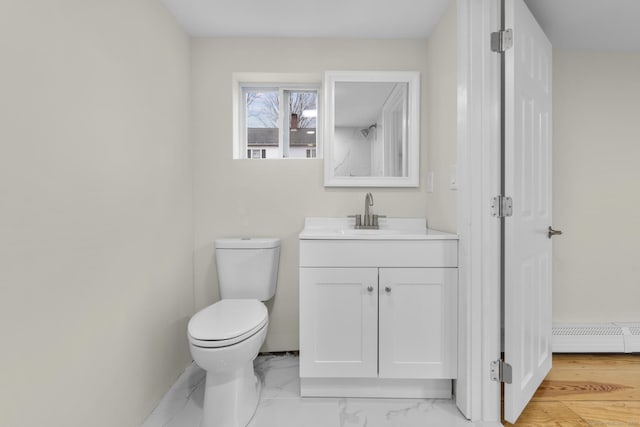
[287,90,317,158]
[246,89,279,159]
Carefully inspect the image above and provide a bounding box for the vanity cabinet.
[298,221,458,398]
[299,267,457,380]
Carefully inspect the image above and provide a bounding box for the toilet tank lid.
[216,238,281,249]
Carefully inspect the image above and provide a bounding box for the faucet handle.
[372,214,386,228]
[348,214,362,228]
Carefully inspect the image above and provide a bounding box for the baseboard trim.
[300,377,452,399]
[553,322,640,353]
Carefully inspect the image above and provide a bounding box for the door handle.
[548,226,563,239]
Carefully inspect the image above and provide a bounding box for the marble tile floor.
[141,354,497,427]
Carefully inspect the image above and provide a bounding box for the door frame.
[456,0,502,422]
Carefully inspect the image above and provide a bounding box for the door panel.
[378,268,457,379]
[299,267,378,378]
[503,0,553,423]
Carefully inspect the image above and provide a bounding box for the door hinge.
[491,195,513,218]
[491,28,513,52]
[490,360,513,384]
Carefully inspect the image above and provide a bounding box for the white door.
[378,268,457,379]
[299,267,378,378]
[503,0,553,423]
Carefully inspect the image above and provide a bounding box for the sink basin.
[299,217,457,240]
[337,228,424,236]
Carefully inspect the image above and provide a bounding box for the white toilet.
[188,238,280,427]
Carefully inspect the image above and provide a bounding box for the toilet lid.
[188,299,268,343]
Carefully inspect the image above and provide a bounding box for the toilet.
[188,238,280,427]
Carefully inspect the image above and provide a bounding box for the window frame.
[232,73,322,160]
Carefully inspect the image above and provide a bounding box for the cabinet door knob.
[367,285,374,293]
[385,286,392,293]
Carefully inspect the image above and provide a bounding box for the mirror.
[323,71,420,187]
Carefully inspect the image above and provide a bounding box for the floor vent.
[552,322,640,353]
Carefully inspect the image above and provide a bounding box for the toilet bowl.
[187,238,280,427]
[188,299,268,427]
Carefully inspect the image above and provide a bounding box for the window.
[247,148,266,159]
[234,80,320,159]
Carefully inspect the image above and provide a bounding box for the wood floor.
[504,354,640,426]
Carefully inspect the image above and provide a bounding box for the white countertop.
[299,217,458,240]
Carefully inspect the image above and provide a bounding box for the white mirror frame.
[323,71,420,187]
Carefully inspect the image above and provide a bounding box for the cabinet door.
[378,268,457,379]
[299,268,378,378]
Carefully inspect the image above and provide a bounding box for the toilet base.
[200,361,261,427]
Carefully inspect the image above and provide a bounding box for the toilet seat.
[188,299,268,348]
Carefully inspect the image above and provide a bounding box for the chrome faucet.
[349,192,385,229]
[364,192,374,226]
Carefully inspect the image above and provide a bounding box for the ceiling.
[335,82,396,127]
[160,0,449,38]
[160,0,640,51]
[524,0,640,51]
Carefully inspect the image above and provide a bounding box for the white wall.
[0,1,193,426]
[553,50,640,323]
[192,38,437,351]
[0,3,462,423]
[425,1,458,232]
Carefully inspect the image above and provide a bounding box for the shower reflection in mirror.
[333,82,407,178]
[324,71,419,187]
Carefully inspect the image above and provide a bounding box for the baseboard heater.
[552,322,640,353]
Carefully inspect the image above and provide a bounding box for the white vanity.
[298,217,458,398]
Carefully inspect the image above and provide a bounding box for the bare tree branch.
[246,90,317,129]
[289,92,317,129]
[247,91,279,128]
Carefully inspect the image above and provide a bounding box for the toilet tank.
[215,238,280,301]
